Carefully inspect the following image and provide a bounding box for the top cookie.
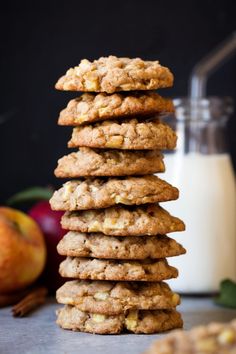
[58,92,174,126]
[55,56,174,93]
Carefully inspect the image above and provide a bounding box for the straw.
[189,32,236,99]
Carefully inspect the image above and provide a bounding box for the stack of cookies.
[50,56,186,334]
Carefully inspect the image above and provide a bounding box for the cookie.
[50,176,179,211]
[68,119,177,150]
[54,148,165,178]
[56,280,181,314]
[144,319,236,354]
[57,233,186,260]
[56,306,183,334]
[61,204,185,236]
[58,92,174,126]
[55,56,174,93]
[59,257,178,282]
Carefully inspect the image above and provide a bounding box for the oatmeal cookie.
[56,280,181,314]
[68,119,177,150]
[55,56,173,93]
[59,257,178,282]
[50,176,179,211]
[58,92,174,126]
[55,148,165,178]
[61,204,185,236]
[144,319,236,354]
[57,233,186,260]
[56,306,183,334]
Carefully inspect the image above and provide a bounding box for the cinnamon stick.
[12,286,48,317]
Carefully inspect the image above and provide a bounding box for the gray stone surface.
[0,298,236,354]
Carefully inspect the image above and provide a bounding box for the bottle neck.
[174,120,228,154]
[170,97,233,155]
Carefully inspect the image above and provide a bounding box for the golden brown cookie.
[144,319,236,354]
[57,233,186,260]
[61,204,185,236]
[58,92,174,126]
[50,176,179,211]
[56,280,181,315]
[56,306,183,334]
[68,119,177,150]
[55,56,174,93]
[59,257,178,282]
[55,148,165,178]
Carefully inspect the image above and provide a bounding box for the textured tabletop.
[1,298,236,354]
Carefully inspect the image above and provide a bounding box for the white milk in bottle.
[161,98,236,293]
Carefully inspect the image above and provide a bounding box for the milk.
[160,153,236,293]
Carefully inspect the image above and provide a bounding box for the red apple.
[28,201,66,293]
[0,207,46,294]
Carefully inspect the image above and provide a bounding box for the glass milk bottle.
[164,97,236,294]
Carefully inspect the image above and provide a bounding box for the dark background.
[0,0,235,202]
